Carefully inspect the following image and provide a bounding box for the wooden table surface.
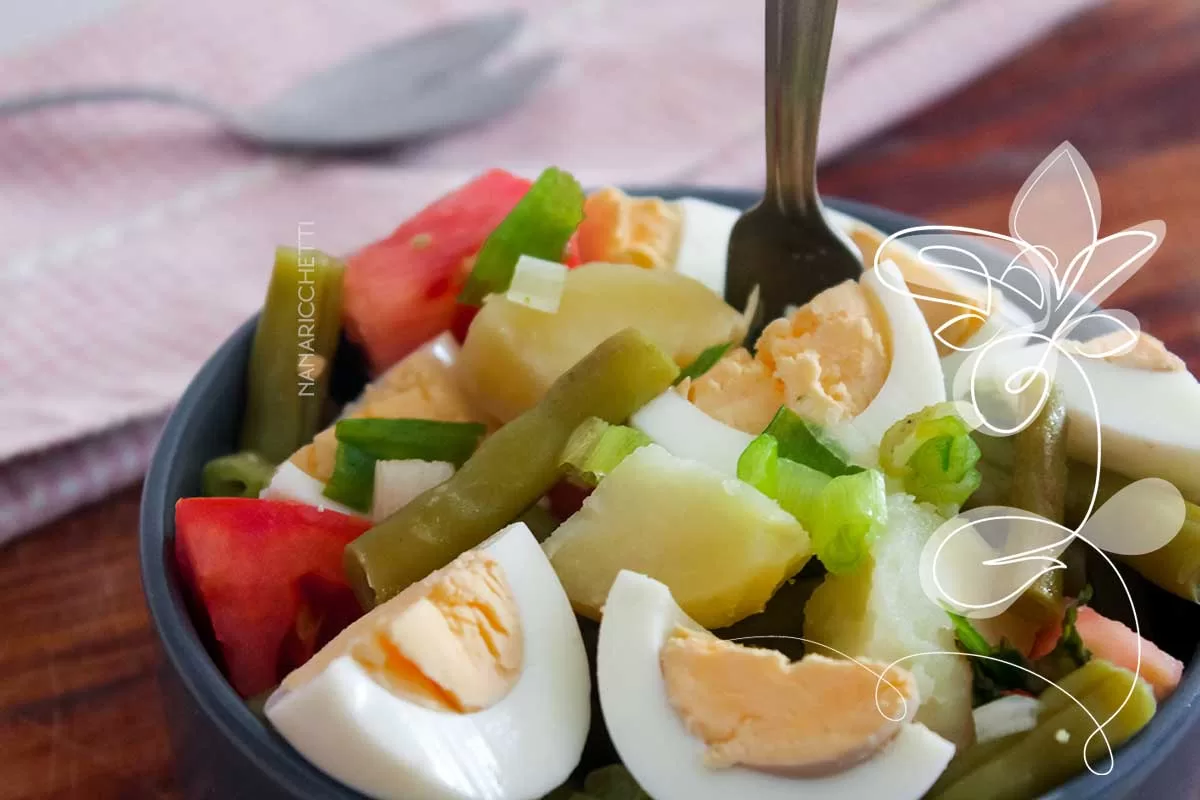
[3,0,1199,797]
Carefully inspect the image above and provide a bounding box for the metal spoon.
[0,11,555,153]
[725,0,862,335]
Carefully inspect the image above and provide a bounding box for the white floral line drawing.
[866,142,1185,775]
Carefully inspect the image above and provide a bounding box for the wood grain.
[3,1,1199,796]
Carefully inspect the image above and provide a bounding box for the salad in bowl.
[160,167,1199,800]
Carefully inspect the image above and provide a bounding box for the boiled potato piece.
[804,494,975,747]
[543,444,810,629]
[460,262,747,422]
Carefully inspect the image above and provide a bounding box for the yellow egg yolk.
[685,280,889,432]
[282,550,522,713]
[1072,331,1185,372]
[677,347,785,434]
[660,627,919,775]
[576,187,683,269]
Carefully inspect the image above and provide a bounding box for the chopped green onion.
[506,254,568,313]
[674,341,733,385]
[334,418,486,467]
[560,417,652,487]
[736,433,781,498]
[763,406,862,476]
[323,442,376,512]
[459,167,585,306]
[201,451,275,498]
[880,402,981,511]
[775,458,831,526]
[738,432,880,573]
[811,469,887,574]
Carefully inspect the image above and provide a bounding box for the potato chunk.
[543,444,810,629]
[460,262,746,422]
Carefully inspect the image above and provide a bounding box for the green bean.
[201,451,275,498]
[931,659,1142,796]
[974,436,1200,603]
[240,247,345,463]
[344,329,679,607]
[1119,503,1200,603]
[515,503,561,543]
[1007,385,1069,624]
[933,660,1156,800]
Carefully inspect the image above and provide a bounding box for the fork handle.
[764,0,839,216]
[0,86,223,120]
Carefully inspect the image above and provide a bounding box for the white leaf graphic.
[920,506,1073,619]
[1078,478,1185,556]
[1055,221,1164,326]
[1059,309,1141,357]
[1009,142,1102,303]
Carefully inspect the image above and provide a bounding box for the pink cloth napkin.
[0,0,1100,543]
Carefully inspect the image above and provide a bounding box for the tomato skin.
[343,169,534,373]
[174,498,372,697]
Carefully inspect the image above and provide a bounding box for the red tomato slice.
[174,498,372,697]
[343,169,533,374]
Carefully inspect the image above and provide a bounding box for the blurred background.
[2,0,1198,797]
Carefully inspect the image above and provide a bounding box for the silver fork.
[0,11,556,153]
[724,0,862,335]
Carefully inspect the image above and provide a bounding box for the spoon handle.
[0,87,224,120]
[764,0,839,217]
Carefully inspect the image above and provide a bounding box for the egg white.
[597,570,956,800]
[630,389,754,478]
[265,522,591,800]
[830,260,947,465]
[672,198,740,295]
[260,461,365,517]
[968,340,1200,501]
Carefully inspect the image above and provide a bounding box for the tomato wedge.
[343,169,533,373]
[174,498,372,697]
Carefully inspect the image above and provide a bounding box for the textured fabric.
[0,0,1099,542]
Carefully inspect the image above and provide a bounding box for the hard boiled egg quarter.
[265,522,590,800]
[597,570,955,800]
[671,197,741,295]
[829,260,947,464]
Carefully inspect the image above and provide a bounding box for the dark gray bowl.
[139,190,1200,799]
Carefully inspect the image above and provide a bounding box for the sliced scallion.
[458,167,585,306]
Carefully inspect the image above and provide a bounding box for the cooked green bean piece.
[1009,385,1069,625]
[345,329,679,607]
[515,503,561,543]
[974,436,1200,602]
[932,658,1140,796]
[933,660,1156,800]
[1120,502,1200,603]
[240,247,345,463]
[201,451,275,498]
